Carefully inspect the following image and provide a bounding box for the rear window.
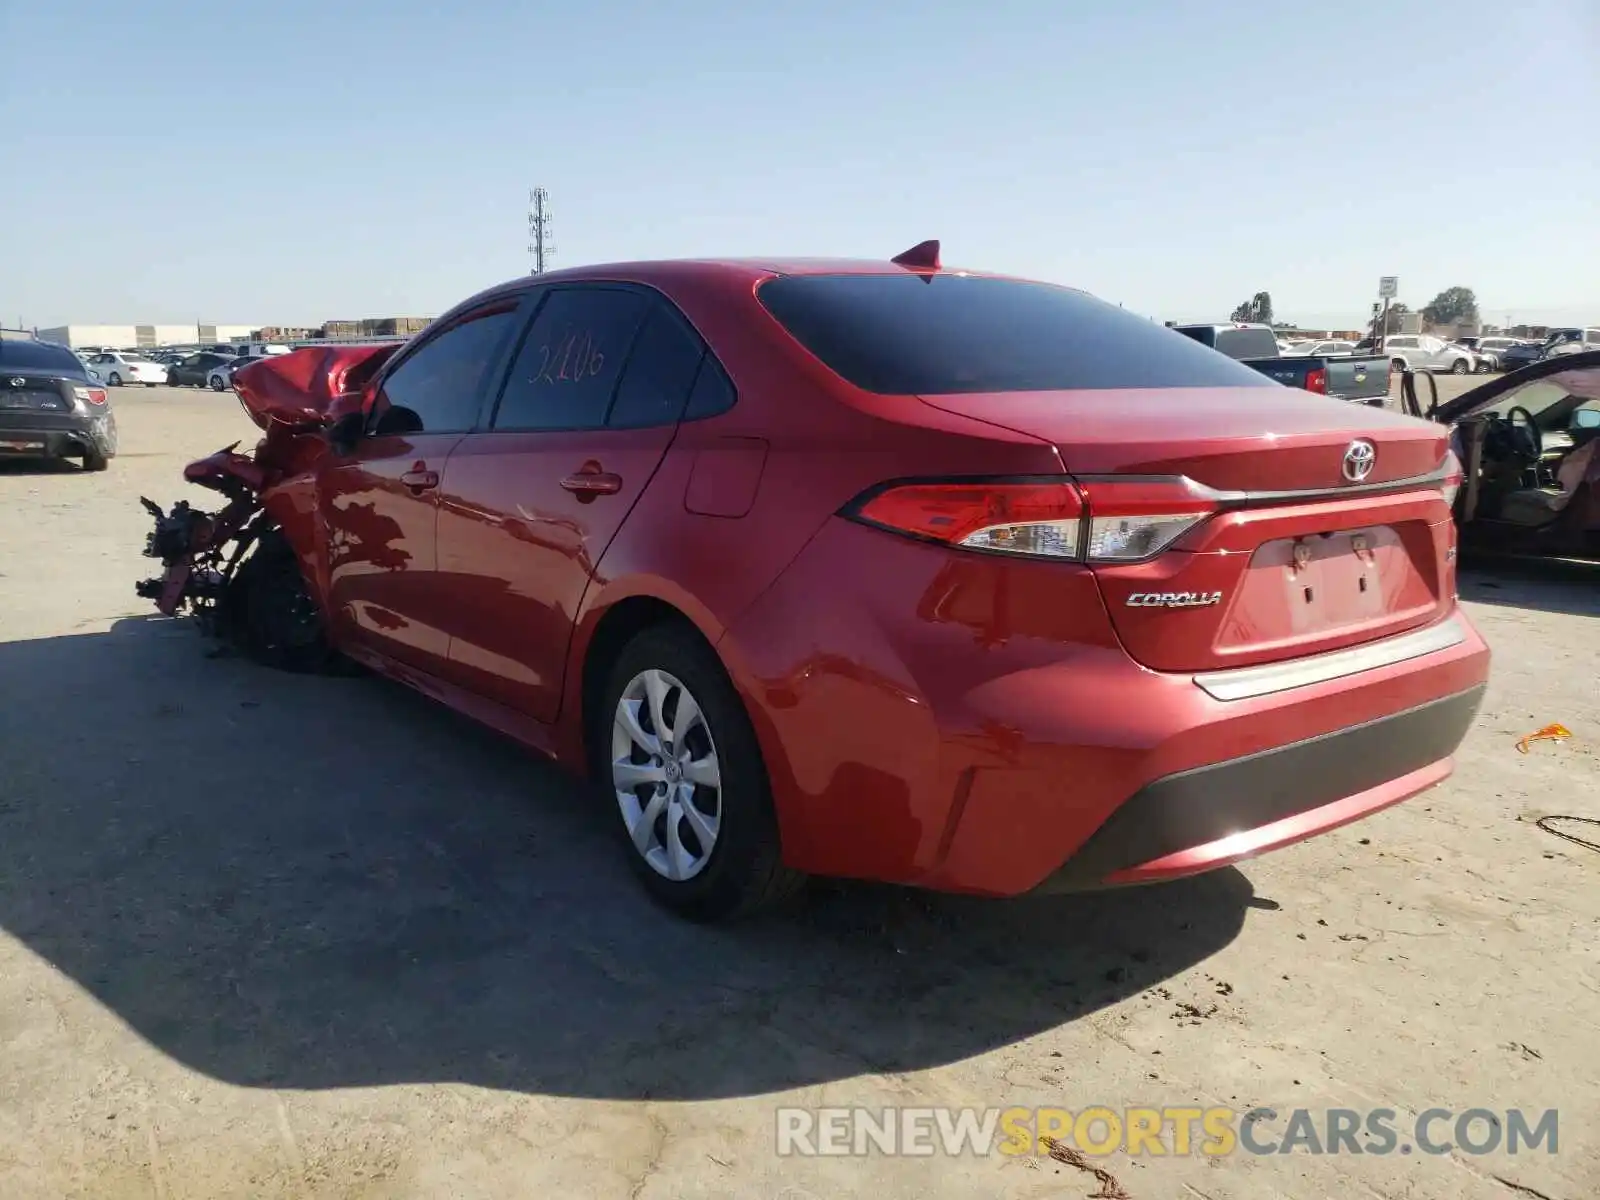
[0,339,86,374]
[757,274,1276,394]
[1209,327,1280,359]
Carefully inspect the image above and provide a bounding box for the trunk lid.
[920,387,1456,672]
[0,372,75,415]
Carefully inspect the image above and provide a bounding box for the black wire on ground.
[1536,816,1600,853]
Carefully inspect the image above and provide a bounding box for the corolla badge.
[1342,439,1377,482]
[1126,591,1224,608]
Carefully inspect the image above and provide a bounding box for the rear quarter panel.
[565,266,1069,766]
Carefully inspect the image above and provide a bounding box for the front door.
[437,287,709,721]
[320,301,523,675]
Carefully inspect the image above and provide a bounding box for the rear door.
[437,285,706,721]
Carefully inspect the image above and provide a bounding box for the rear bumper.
[0,411,116,458]
[1033,684,1483,891]
[723,518,1492,897]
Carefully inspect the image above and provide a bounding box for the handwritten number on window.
[533,328,605,386]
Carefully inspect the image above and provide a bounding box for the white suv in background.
[1382,335,1476,375]
[85,352,167,387]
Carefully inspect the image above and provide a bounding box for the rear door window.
[605,300,706,429]
[758,274,1275,393]
[491,287,650,430]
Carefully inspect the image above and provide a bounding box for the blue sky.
[2,0,1595,330]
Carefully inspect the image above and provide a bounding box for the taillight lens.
[1304,366,1328,394]
[845,475,1218,563]
[73,386,108,406]
[1441,450,1464,510]
[849,480,1085,558]
[1077,477,1219,561]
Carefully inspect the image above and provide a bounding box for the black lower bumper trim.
[1035,684,1485,893]
[0,415,114,459]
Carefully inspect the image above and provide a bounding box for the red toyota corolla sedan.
[219,243,1491,920]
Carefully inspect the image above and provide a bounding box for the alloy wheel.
[611,668,723,881]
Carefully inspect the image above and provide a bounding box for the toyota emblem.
[1342,439,1377,482]
[7,377,24,387]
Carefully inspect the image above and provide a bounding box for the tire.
[144,382,157,387]
[81,444,110,472]
[166,372,179,386]
[593,623,804,921]
[1451,358,1469,375]
[224,531,341,674]
[108,372,122,387]
[1391,359,1407,375]
[210,374,225,391]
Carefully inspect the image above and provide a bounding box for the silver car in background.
[1383,334,1476,375]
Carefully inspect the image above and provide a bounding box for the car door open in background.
[318,301,520,677]
[437,286,709,722]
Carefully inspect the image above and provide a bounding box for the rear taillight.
[849,480,1085,558]
[71,386,108,411]
[1441,450,1464,510]
[1303,366,1328,394]
[1076,477,1219,561]
[844,476,1218,563]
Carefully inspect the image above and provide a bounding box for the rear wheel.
[108,372,122,387]
[210,374,225,391]
[1451,358,1470,375]
[81,445,109,472]
[593,623,803,921]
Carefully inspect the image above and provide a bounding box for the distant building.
[319,316,434,340]
[35,323,258,349]
[254,326,318,342]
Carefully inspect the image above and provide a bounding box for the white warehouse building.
[35,323,259,350]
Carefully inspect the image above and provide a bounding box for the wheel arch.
[564,577,795,811]
[567,579,724,766]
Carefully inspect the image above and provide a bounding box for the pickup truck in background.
[1173,322,1391,406]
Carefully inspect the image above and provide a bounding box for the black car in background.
[0,336,118,471]
[166,351,237,387]
[1498,342,1547,372]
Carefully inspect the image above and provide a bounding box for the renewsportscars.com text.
[775,1106,1559,1158]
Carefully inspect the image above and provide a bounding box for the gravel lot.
[1,380,1596,1200]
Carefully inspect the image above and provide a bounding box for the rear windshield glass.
[1210,327,1280,359]
[0,340,86,374]
[757,274,1277,394]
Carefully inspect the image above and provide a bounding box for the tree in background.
[1369,302,1410,336]
[1422,287,1479,329]
[1229,291,1274,324]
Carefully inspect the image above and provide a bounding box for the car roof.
[444,254,1040,315]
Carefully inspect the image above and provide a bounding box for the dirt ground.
[1,380,1596,1200]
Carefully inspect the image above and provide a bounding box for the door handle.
[400,468,439,492]
[560,470,623,496]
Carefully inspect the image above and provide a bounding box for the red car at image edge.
[152,240,1492,920]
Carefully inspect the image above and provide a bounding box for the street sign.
[1378,276,1399,300]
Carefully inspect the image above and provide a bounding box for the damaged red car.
[138,244,1491,920]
